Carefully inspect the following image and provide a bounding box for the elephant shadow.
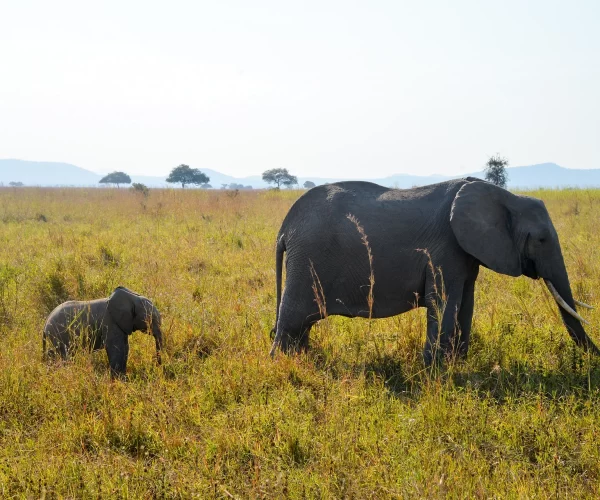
[305,344,419,399]
[450,359,600,402]
[306,343,600,402]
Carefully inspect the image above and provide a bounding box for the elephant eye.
[539,237,546,243]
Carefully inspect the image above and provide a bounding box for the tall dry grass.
[0,185,599,497]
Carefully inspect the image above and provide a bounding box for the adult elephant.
[270,178,599,365]
[43,287,163,377]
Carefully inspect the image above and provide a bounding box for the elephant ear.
[450,181,521,277]
[107,287,136,335]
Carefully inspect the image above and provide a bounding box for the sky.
[1,0,599,179]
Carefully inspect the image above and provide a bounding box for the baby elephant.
[43,286,163,377]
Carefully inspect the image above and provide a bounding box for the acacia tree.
[484,154,509,188]
[303,180,316,189]
[99,171,131,188]
[262,168,298,189]
[166,164,210,188]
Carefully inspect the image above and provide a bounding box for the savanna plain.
[1,186,600,498]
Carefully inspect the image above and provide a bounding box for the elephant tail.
[271,235,285,341]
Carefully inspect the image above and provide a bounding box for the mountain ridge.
[1,159,599,189]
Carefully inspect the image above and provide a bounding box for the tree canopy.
[484,154,509,188]
[303,180,316,189]
[262,168,298,189]
[99,171,131,188]
[166,165,210,188]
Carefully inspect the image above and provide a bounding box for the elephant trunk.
[544,269,600,355]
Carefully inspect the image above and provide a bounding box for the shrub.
[131,183,150,197]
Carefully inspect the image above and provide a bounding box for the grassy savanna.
[1,186,600,498]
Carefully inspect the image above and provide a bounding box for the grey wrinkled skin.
[270,178,599,365]
[43,286,163,377]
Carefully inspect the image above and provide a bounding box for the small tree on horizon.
[99,171,131,188]
[262,168,298,189]
[484,154,509,188]
[166,164,210,188]
[303,180,316,189]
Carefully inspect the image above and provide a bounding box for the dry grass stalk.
[346,214,375,320]
[309,259,327,319]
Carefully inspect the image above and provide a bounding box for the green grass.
[1,186,600,497]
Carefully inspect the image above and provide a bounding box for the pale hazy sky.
[1,0,599,178]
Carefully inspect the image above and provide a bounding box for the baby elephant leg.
[43,324,71,360]
[105,327,130,378]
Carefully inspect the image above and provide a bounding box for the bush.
[131,183,150,197]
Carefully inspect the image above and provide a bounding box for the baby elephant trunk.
[152,323,163,365]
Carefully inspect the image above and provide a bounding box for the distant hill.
[0,160,267,188]
[473,163,600,189]
[0,160,100,186]
[377,163,600,189]
[120,169,264,189]
[1,159,599,189]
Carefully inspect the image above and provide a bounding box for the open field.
[1,186,600,498]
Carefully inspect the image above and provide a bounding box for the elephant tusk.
[575,299,594,310]
[545,280,590,325]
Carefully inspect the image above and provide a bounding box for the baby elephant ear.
[107,287,135,335]
[450,181,522,277]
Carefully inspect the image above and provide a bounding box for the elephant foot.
[423,346,447,369]
[271,330,310,356]
[110,371,128,382]
[456,346,469,361]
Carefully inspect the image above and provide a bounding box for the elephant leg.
[105,327,129,377]
[423,280,464,366]
[45,331,69,360]
[58,340,69,360]
[456,278,476,359]
[271,288,319,355]
[275,311,316,354]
